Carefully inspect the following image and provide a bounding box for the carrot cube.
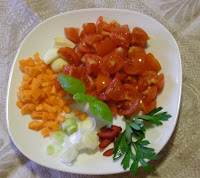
[29,121,43,131]
[41,127,51,137]
[51,85,56,95]
[58,90,67,98]
[78,112,88,121]
[42,112,49,122]
[21,103,30,115]
[24,66,38,78]
[31,111,43,119]
[43,102,53,113]
[33,52,41,62]
[56,115,65,123]
[31,87,42,99]
[42,87,51,97]
[51,121,59,131]
[29,103,36,112]
[16,101,24,108]
[74,109,81,116]
[36,104,43,111]
[57,97,65,108]
[63,105,71,114]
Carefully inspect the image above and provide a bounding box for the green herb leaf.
[113,107,171,174]
[73,93,97,103]
[89,100,113,124]
[113,131,129,160]
[58,75,86,95]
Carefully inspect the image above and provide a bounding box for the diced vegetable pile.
[16,16,171,175]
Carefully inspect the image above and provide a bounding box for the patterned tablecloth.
[1,0,200,177]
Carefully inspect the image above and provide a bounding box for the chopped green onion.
[62,118,78,134]
[51,131,65,145]
[46,145,55,155]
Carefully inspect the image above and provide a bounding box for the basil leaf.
[89,100,113,124]
[58,75,86,95]
[73,93,97,103]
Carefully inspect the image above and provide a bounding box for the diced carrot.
[42,82,50,87]
[32,98,39,105]
[43,102,53,113]
[31,111,44,119]
[21,103,30,115]
[41,127,51,137]
[29,103,36,112]
[31,78,42,89]
[36,104,43,111]
[56,106,62,115]
[58,90,67,98]
[42,87,51,97]
[28,120,43,131]
[57,97,65,107]
[74,109,81,116]
[26,58,35,67]
[65,99,75,105]
[63,105,71,114]
[30,87,42,99]
[20,90,32,103]
[19,60,27,71]
[42,112,49,122]
[45,96,57,106]
[33,52,41,62]
[24,66,39,78]
[48,113,55,120]
[78,112,88,121]
[46,69,54,75]
[56,115,65,123]
[51,85,56,95]
[44,121,54,128]
[19,81,29,90]
[16,101,24,108]
[51,121,59,131]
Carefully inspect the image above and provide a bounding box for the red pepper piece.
[99,139,112,149]
[103,148,115,156]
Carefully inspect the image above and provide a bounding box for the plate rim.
[6,8,182,175]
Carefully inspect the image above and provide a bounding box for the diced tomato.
[128,46,145,58]
[106,101,117,116]
[141,100,157,114]
[105,77,124,101]
[83,74,96,91]
[109,25,131,48]
[83,34,104,46]
[79,29,86,41]
[64,27,79,43]
[77,41,96,54]
[76,50,84,63]
[146,53,161,72]
[124,76,138,87]
[124,52,148,75]
[138,71,159,92]
[83,54,102,74]
[123,83,139,100]
[132,27,149,48]
[96,37,117,57]
[102,48,126,74]
[118,99,140,116]
[82,23,96,35]
[63,65,85,80]
[96,73,112,93]
[96,89,110,101]
[96,16,110,32]
[142,86,157,102]
[58,47,79,66]
[115,71,128,81]
[156,73,164,89]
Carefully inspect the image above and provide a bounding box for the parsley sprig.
[113,107,171,174]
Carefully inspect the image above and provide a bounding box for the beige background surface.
[1,0,200,177]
